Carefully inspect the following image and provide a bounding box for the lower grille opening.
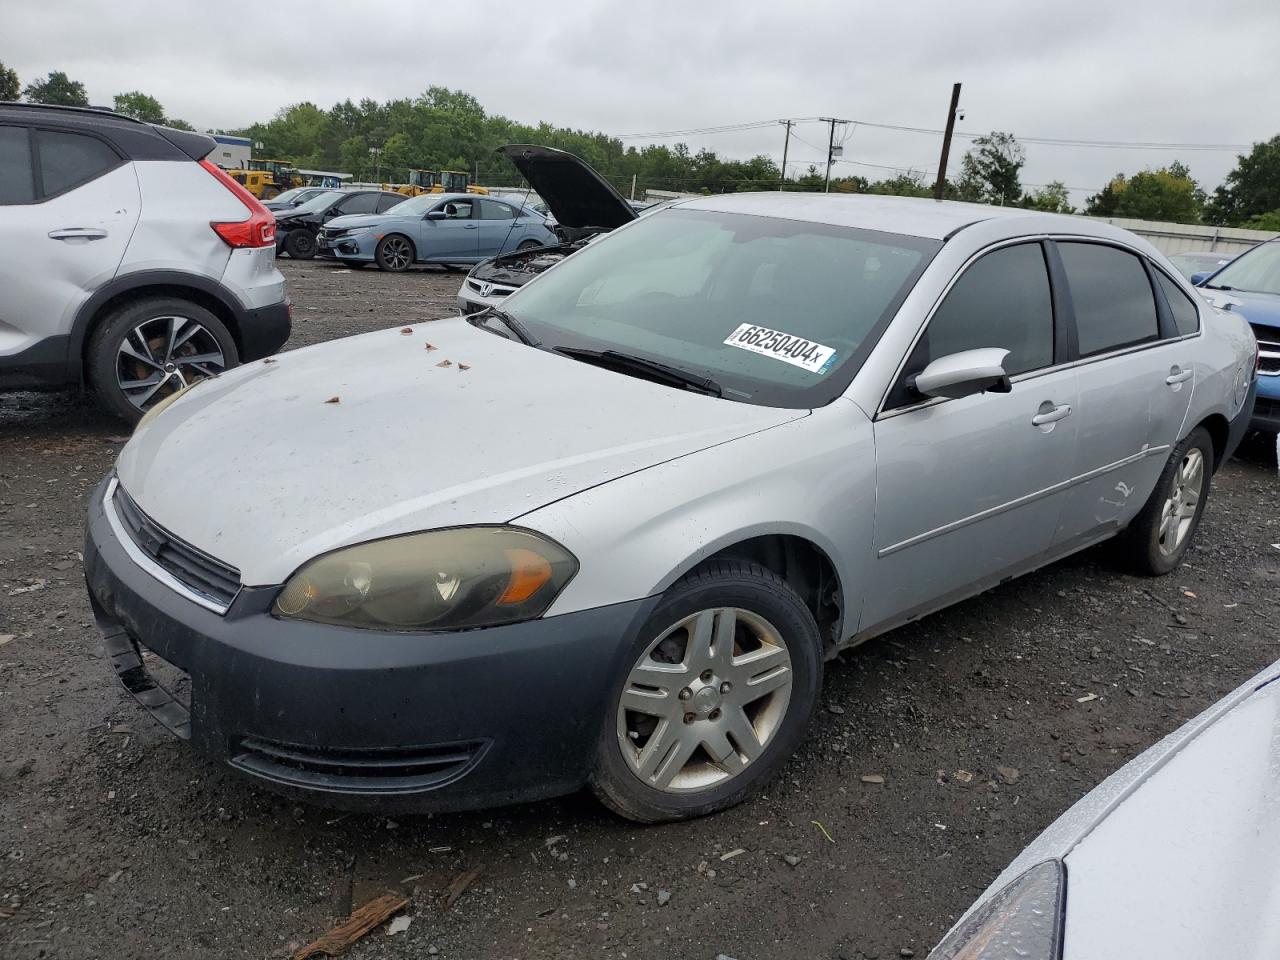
[230,737,488,795]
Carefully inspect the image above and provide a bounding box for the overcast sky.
[6,0,1277,203]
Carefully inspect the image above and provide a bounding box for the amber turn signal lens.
[498,548,553,605]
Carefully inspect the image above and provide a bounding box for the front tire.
[87,297,239,424]
[375,235,414,272]
[284,230,317,260]
[590,560,822,823]
[1123,427,1214,575]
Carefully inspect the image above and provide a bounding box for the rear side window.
[0,126,36,204]
[479,199,514,220]
[336,193,379,215]
[888,243,1054,408]
[36,129,122,196]
[1155,270,1200,336]
[1058,242,1159,356]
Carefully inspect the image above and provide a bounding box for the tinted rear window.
[0,126,36,204]
[36,129,122,196]
[1058,242,1158,356]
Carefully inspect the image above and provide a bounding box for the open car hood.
[496,144,637,232]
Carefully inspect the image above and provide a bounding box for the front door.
[419,197,478,261]
[475,198,521,258]
[1050,241,1196,547]
[863,241,1079,631]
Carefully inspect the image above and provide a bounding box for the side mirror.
[912,348,1012,401]
[425,210,447,220]
[1189,271,1209,286]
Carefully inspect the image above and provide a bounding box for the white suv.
[0,103,290,422]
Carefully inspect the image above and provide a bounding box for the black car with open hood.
[458,145,649,313]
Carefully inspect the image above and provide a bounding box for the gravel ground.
[2,258,1278,960]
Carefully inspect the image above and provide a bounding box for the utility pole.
[779,119,794,191]
[818,117,848,193]
[933,82,962,201]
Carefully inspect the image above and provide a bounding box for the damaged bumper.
[84,478,655,811]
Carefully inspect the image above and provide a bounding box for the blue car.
[317,193,557,273]
[1192,238,1280,432]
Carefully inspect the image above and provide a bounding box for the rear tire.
[283,230,317,260]
[375,235,414,272]
[590,559,822,823]
[1122,427,1214,575]
[87,297,239,425]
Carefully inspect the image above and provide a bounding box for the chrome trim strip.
[103,478,232,615]
[877,444,1170,557]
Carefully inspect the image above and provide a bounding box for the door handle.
[49,228,108,241]
[1031,402,1072,426]
[1166,366,1193,385]
[463,223,478,229]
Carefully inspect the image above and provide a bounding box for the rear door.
[418,197,478,261]
[864,241,1079,629]
[0,125,140,370]
[475,198,521,258]
[1050,241,1195,548]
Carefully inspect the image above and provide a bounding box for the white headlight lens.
[273,527,578,631]
[928,860,1065,960]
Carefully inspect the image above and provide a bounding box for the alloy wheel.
[1157,447,1205,556]
[381,237,412,270]
[617,607,793,792]
[115,315,227,411]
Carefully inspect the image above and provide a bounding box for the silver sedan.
[90,194,1257,821]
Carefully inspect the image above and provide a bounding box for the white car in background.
[927,659,1280,959]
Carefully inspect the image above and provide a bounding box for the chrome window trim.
[874,233,1205,421]
[103,477,235,615]
[877,444,1171,557]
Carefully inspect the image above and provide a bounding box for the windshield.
[382,194,439,217]
[502,208,938,408]
[291,190,343,214]
[1208,241,1280,294]
[272,187,308,204]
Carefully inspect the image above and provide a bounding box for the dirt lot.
[2,258,1278,960]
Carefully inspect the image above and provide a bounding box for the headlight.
[927,860,1065,960]
[341,227,373,238]
[272,527,578,631]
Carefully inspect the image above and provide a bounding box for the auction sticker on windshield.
[724,323,838,374]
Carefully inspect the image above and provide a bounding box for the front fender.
[516,400,875,641]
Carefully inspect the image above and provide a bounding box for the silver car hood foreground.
[117,318,803,586]
[1061,671,1280,958]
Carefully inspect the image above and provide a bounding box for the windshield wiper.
[1202,282,1234,291]
[554,347,722,397]
[468,307,539,346]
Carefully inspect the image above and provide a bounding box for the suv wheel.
[87,297,239,424]
[590,560,822,822]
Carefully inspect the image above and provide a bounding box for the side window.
[1058,242,1159,356]
[479,199,514,220]
[0,126,35,204]
[375,194,403,213]
[437,199,474,220]
[888,243,1054,409]
[1154,270,1200,337]
[335,193,378,215]
[36,129,122,196]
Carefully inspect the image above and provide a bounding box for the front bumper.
[84,478,656,811]
[317,232,376,261]
[1252,376,1280,433]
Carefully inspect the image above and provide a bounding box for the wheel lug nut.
[709,708,721,721]
[683,712,696,724]
[720,681,731,694]
[678,687,692,701]
[700,670,713,683]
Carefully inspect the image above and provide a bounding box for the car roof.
[0,100,215,162]
[672,192,1082,241]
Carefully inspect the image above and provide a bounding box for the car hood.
[116,318,804,586]
[1201,287,1280,329]
[496,144,637,231]
[322,213,396,230]
[1060,672,1280,957]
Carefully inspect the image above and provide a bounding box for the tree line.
[4,62,1277,229]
